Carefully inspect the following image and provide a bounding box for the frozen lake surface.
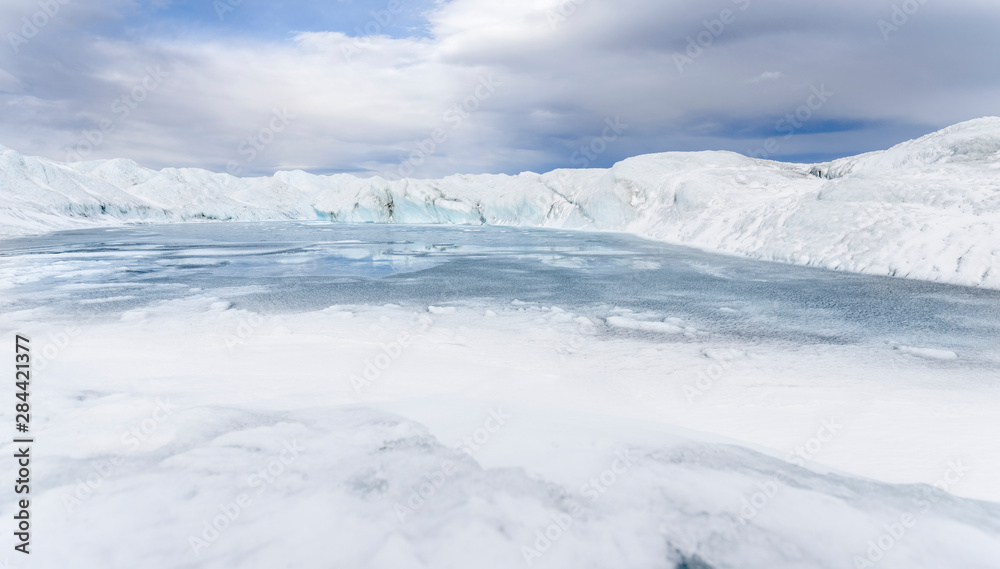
[3,221,999,357]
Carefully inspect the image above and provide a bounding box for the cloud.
[751,71,784,83]
[0,0,998,176]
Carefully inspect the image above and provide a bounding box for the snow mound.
[36,406,1000,569]
[606,316,685,334]
[811,117,1000,177]
[2,118,1000,289]
[897,345,960,361]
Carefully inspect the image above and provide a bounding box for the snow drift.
[2,117,999,288]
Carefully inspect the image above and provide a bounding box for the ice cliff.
[2,117,999,289]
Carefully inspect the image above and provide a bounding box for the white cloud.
[751,71,784,83]
[0,0,998,175]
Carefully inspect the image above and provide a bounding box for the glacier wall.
[2,117,999,289]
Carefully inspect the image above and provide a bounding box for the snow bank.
[35,405,1000,569]
[2,117,999,288]
[4,294,999,567]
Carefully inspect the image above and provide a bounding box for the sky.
[1,0,998,178]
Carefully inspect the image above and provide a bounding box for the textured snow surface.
[2,117,1000,288]
[3,297,1000,569]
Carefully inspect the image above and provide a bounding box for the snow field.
[2,296,999,568]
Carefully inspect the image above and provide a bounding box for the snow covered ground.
[2,223,999,568]
[2,117,1000,289]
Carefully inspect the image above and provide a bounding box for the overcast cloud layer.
[1,0,998,177]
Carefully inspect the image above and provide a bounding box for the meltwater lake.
[3,221,999,358]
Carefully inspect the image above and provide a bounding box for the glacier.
[2,117,999,289]
[4,161,1000,566]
